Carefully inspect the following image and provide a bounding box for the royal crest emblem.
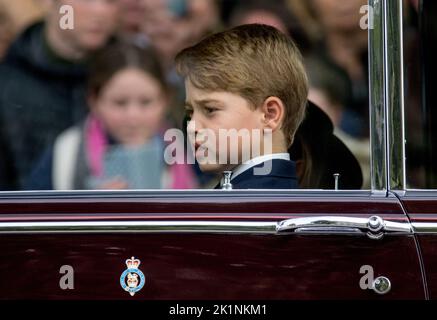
[120,256,145,296]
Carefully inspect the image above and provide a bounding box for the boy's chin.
[198,163,235,174]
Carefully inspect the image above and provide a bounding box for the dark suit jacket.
[215,159,298,189]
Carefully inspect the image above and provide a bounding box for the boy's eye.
[204,106,217,115]
[185,108,193,118]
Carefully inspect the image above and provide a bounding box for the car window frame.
[0,0,409,198]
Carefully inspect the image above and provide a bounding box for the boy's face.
[184,79,267,173]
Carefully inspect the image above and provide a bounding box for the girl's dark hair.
[87,39,167,97]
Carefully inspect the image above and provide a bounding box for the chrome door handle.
[276,215,412,240]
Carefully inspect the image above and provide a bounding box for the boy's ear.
[261,96,285,131]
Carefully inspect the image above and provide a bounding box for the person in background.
[229,1,290,34]
[119,0,147,36]
[284,0,320,50]
[26,41,197,190]
[0,0,119,190]
[115,0,221,189]
[137,0,220,139]
[0,0,44,36]
[142,0,219,71]
[305,56,370,188]
[306,0,369,138]
[118,0,150,47]
[226,0,312,54]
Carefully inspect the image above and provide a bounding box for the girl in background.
[26,41,197,190]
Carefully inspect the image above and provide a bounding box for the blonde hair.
[175,24,308,146]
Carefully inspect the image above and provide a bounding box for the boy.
[175,24,308,189]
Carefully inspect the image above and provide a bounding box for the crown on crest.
[125,256,141,269]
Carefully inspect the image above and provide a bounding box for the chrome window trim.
[0,189,382,201]
[385,0,406,190]
[369,0,387,192]
[369,0,406,192]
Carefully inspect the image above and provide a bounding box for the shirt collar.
[231,153,290,181]
[219,153,291,187]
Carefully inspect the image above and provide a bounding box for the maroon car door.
[0,190,425,299]
[399,190,437,299]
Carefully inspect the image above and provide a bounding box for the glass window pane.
[0,0,370,192]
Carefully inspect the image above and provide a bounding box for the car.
[0,0,436,300]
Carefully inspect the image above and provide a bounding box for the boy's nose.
[187,117,204,134]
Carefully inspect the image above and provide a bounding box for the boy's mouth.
[194,142,214,160]
[194,142,201,152]
[195,143,208,156]
[194,140,209,152]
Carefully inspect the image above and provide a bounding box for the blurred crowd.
[0,0,423,191]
